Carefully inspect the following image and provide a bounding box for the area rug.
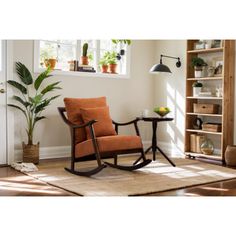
[25,155,236,196]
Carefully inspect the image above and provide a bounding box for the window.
[34,40,130,78]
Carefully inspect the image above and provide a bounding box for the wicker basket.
[202,123,222,132]
[22,142,39,164]
[193,103,219,114]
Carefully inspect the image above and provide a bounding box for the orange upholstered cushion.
[75,135,143,158]
[80,106,116,139]
[64,97,107,143]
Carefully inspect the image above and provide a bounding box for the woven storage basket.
[193,103,219,114]
[202,123,222,132]
[22,142,39,164]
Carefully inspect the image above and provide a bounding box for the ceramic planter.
[80,56,89,65]
[44,59,57,70]
[109,64,117,73]
[193,87,202,97]
[101,65,108,73]
[225,145,236,166]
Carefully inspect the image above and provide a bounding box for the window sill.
[34,68,130,79]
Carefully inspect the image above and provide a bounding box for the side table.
[135,116,176,167]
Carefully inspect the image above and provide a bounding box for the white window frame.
[34,40,131,79]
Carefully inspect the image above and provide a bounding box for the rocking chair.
[58,97,151,176]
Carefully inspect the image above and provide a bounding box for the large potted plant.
[81,43,89,65]
[107,51,118,74]
[191,57,207,78]
[8,62,61,164]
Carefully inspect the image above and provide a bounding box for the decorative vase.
[207,66,215,77]
[200,138,214,155]
[22,142,39,164]
[193,87,202,97]
[109,64,117,73]
[225,145,236,166]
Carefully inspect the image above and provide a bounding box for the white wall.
[12,40,156,150]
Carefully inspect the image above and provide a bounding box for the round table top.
[137,116,174,122]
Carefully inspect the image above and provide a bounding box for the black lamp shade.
[149,63,172,73]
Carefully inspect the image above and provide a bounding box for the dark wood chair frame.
[58,107,151,176]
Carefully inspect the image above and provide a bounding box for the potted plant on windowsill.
[7,62,61,164]
[81,43,89,65]
[44,58,57,70]
[192,81,203,97]
[191,57,207,78]
[99,55,109,73]
[107,51,118,74]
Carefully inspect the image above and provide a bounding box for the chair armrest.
[112,118,141,136]
[112,117,140,126]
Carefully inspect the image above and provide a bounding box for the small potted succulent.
[107,51,118,74]
[81,43,89,65]
[192,81,203,97]
[191,57,207,78]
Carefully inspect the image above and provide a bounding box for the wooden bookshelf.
[184,40,235,164]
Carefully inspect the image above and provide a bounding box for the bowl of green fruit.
[154,107,171,117]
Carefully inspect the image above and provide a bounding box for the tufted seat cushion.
[75,135,143,158]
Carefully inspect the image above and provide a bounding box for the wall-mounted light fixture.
[150,54,181,74]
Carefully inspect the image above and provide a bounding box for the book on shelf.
[190,134,205,153]
[77,67,96,73]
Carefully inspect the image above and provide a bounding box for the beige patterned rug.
[26,155,236,196]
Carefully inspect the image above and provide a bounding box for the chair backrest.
[64,97,107,143]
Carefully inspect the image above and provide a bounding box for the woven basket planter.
[22,142,39,164]
[225,145,236,167]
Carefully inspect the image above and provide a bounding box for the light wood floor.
[1,158,236,196]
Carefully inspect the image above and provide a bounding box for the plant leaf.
[7,80,27,94]
[34,99,50,113]
[12,95,30,107]
[15,62,33,85]
[34,67,52,90]
[8,104,26,116]
[34,116,46,123]
[40,82,61,95]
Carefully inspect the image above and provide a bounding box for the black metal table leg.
[156,146,176,167]
[151,120,158,160]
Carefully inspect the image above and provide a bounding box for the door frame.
[2,40,15,165]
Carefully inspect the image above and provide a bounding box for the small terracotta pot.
[225,145,236,166]
[81,56,89,65]
[109,64,117,74]
[44,59,57,70]
[22,142,39,164]
[101,65,108,73]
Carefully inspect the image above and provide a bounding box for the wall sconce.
[150,54,181,74]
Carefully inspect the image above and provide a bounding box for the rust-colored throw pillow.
[80,106,116,139]
[64,97,107,143]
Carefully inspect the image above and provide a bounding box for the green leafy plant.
[106,51,118,65]
[112,39,131,45]
[191,57,207,68]
[7,62,61,145]
[88,52,93,62]
[192,81,203,87]
[82,43,88,57]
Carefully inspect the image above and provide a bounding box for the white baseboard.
[14,141,184,162]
